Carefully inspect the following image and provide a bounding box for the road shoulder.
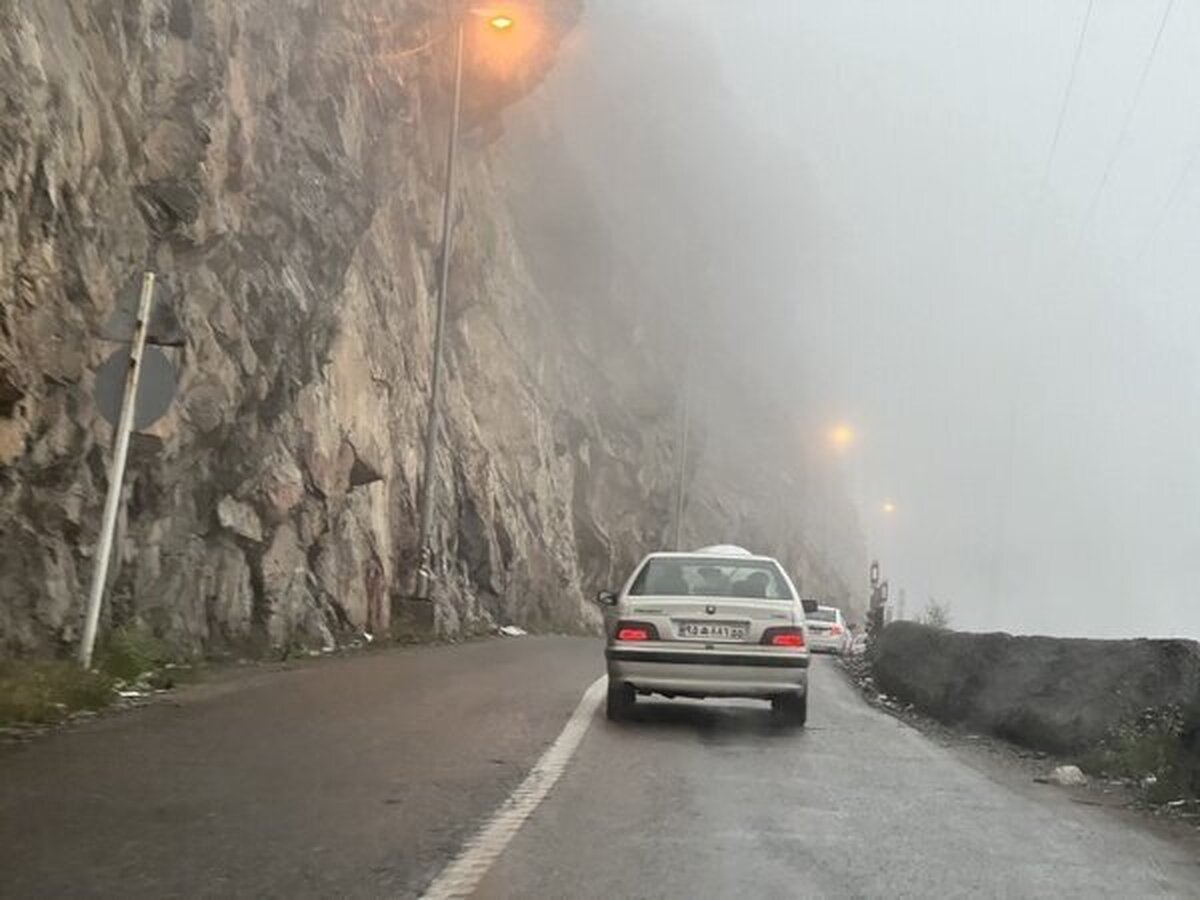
[836,654,1200,858]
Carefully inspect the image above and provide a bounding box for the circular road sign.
[94,345,178,431]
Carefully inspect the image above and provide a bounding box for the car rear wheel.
[606,681,636,721]
[772,693,807,727]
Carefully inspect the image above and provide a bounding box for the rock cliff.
[0,0,863,658]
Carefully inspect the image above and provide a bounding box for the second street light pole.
[414,21,465,601]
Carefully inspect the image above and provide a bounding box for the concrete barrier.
[873,621,1200,754]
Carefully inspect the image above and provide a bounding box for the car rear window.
[809,609,837,622]
[629,557,796,600]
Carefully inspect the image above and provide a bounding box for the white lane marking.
[419,676,606,900]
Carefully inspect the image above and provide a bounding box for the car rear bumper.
[807,634,845,653]
[606,646,808,698]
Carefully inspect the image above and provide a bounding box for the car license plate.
[677,621,747,641]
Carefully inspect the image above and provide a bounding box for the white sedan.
[805,605,852,655]
[598,545,810,725]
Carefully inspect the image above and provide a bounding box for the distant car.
[805,605,851,655]
[597,545,810,725]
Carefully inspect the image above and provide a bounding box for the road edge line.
[419,675,606,899]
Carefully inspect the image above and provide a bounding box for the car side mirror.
[801,598,819,614]
[596,590,618,607]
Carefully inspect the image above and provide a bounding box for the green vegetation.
[0,625,192,727]
[1078,706,1200,804]
[95,625,174,683]
[0,660,114,725]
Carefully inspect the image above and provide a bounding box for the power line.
[991,3,1098,612]
[1133,140,1200,269]
[1080,0,1176,236]
[1039,0,1096,198]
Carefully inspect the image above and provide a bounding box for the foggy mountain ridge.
[6,0,1188,652]
[0,0,863,659]
[621,0,1200,640]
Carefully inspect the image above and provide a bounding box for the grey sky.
[533,0,1200,637]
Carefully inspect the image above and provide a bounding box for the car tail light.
[615,620,659,641]
[830,624,843,636]
[761,627,806,649]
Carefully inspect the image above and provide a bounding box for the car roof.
[643,549,780,564]
[693,544,754,557]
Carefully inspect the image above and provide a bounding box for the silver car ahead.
[597,545,810,725]
[806,605,851,655]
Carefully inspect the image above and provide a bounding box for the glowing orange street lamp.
[415,8,517,600]
[828,423,855,452]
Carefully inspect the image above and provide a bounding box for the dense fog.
[518,0,1200,638]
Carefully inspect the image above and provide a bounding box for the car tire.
[772,693,807,727]
[606,681,635,721]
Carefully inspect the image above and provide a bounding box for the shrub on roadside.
[919,598,952,629]
[0,660,115,725]
[0,626,188,727]
[95,625,173,683]
[1078,706,1200,804]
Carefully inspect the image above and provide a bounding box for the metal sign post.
[78,272,156,668]
[867,561,887,647]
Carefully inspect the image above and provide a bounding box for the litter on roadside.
[1042,765,1087,787]
[498,625,528,637]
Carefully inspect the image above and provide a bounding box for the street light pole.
[414,21,465,600]
[671,334,693,551]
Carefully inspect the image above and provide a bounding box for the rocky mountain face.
[0,0,863,659]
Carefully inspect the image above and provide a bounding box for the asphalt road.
[0,638,599,899]
[2,638,1198,898]
[476,656,1200,899]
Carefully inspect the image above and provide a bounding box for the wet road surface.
[0,638,598,899]
[2,639,1198,898]
[473,656,1200,899]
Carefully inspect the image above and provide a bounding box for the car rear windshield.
[629,557,796,600]
[809,609,837,622]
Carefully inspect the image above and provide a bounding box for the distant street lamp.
[827,423,855,452]
[414,9,518,600]
[882,501,896,515]
[821,421,856,565]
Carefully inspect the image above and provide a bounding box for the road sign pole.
[79,271,156,668]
